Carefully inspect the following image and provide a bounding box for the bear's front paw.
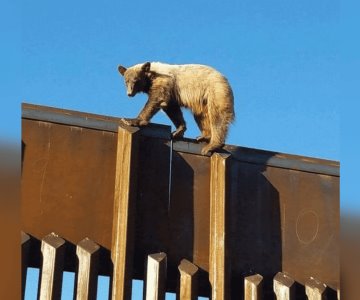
[171,125,186,139]
[121,118,140,126]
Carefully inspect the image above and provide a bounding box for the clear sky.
[2,0,352,298]
[19,0,340,160]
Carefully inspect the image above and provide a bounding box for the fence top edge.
[22,103,339,177]
[22,102,171,139]
[171,140,339,177]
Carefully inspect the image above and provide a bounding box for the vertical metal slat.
[209,153,231,300]
[244,274,263,300]
[178,259,198,300]
[145,253,167,300]
[111,125,140,300]
[273,272,295,300]
[76,238,100,300]
[305,277,327,300]
[39,232,65,300]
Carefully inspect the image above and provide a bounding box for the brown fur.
[118,62,234,155]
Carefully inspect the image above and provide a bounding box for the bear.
[117,62,235,155]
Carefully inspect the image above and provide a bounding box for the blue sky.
[3,0,354,298]
[18,0,340,161]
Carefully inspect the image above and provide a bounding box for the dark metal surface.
[132,131,171,280]
[22,103,339,295]
[171,140,339,176]
[228,161,339,292]
[22,103,171,139]
[23,103,339,176]
[22,118,117,250]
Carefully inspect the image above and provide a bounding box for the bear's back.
[147,62,232,111]
[149,62,223,80]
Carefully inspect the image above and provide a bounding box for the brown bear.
[118,62,235,155]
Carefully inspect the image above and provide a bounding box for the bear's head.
[118,62,151,97]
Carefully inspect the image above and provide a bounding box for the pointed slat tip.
[305,277,327,293]
[148,252,167,262]
[274,272,295,288]
[42,232,65,248]
[21,231,30,244]
[77,237,100,254]
[178,259,198,276]
[245,274,263,285]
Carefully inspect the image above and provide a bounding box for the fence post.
[244,274,263,300]
[144,253,167,300]
[305,277,327,300]
[209,152,231,300]
[111,125,140,300]
[39,232,65,300]
[273,272,295,300]
[76,238,100,300]
[178,259,198,300]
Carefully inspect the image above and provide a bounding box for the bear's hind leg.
[194,114,211,142]
[201,113,229,155]
[163,104,187,139]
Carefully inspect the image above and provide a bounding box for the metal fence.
[22,103,340,299]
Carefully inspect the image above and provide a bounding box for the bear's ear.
[118,65,127,76]
[141,62,151,73]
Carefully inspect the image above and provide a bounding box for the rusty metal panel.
[228,160,338,292]
[167,150,211,296]
[132,133,171,281]
[267,167,339,290]
[168,151,210,269]
[22,118,117,250]
[228,161,282,280]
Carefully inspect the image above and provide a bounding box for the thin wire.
[168,139,173,213]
